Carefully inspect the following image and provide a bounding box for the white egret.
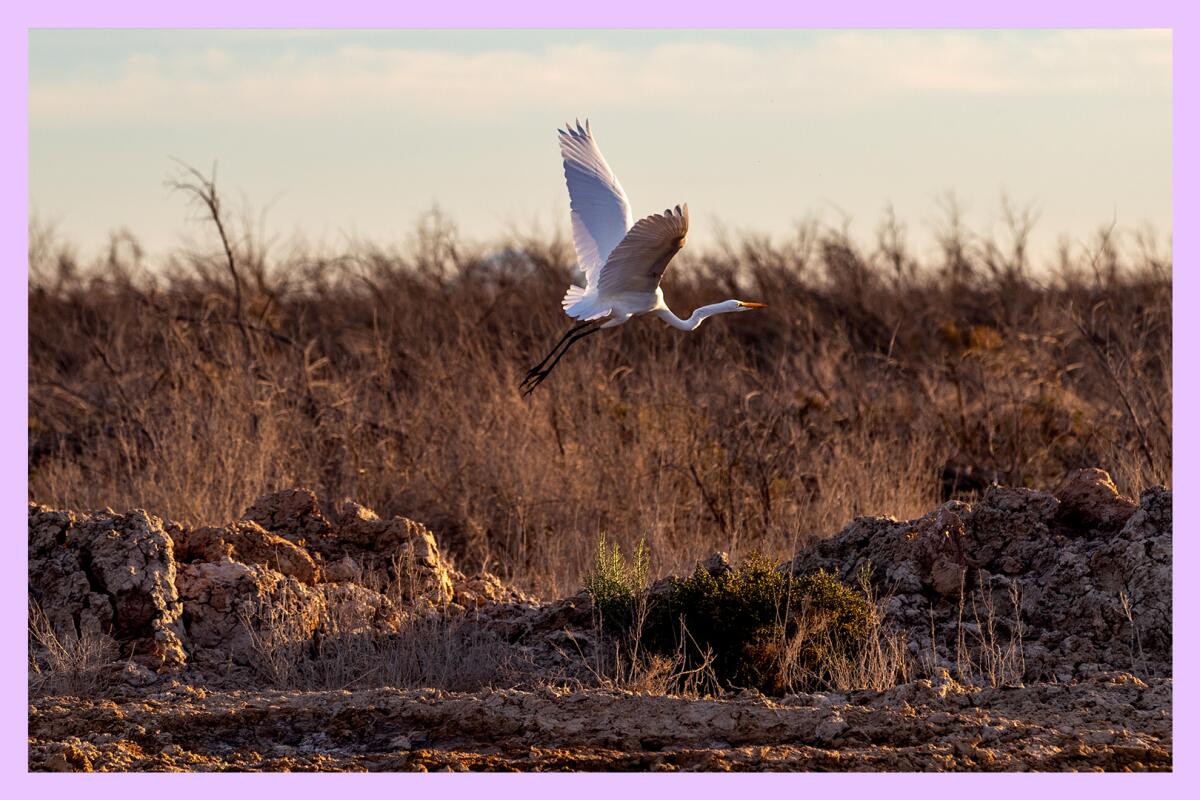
[521,119,767,394]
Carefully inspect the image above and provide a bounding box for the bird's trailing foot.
[519,368,541,393]
[520,370,550,396]
[521,363,545,386]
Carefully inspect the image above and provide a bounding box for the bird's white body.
[565,288,658,327]
[521,119,764,393]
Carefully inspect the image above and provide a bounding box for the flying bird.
[520,119,767,395]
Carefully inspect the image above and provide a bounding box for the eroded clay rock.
[175,559,326,665]
[321,582,403,634]
[1055,468,1137,532]
[323,555,363,584]
[28,504,187,668]
[317,501,454,608]
[701,552,733,577]
[177,521,321,585]
[244,493,458,608]
[336,500,382,541]
[30,494,530,672]
[790,502,977,599]
[449,570,536,609]
[242,488,332,541]
[1087,486,1172,659]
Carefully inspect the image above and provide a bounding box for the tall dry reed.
[28,177,1171,595]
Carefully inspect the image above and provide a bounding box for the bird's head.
[734,301,768,312]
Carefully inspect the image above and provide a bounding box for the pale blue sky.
[29,29,1171,263]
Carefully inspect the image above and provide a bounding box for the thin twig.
[167,161,252,358]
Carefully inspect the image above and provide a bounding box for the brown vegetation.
[28,173,1171,596]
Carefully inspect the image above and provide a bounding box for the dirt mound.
[790,469,1171,680]
[28,489,535,669]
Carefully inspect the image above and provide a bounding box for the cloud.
[33,30,1173,123]
[29,29,1170,124]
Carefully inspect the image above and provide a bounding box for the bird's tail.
[561,284,593,319]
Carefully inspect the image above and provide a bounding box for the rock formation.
[789,469,1171,680]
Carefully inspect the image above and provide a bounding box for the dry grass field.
[28,177,1170,596]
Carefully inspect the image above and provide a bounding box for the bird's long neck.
[655,301,739,332]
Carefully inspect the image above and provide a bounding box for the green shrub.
[582,538,874,693]
[583,534,649,627]
[645,553,872,693]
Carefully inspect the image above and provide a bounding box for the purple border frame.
[3,0,1191,792]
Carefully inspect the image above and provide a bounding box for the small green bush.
[650,553,871,693]
[582,539,874,693]
[583,534,649,627]
[657,555,872,691]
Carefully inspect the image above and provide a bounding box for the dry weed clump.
[241,565,518,692]
[955,577,1027,688]
[28,601,120,697]
[28,174,1171,596]
[789,570,912,692]
[246,605,519,693]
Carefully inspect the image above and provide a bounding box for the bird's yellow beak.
[737,302,768,309]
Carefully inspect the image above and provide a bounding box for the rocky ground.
[28,469,1172,772]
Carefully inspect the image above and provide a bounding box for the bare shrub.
[28,600,120,697]
[571,609,722,699]
[1120,589,1149,676]
[948,576,1027,688]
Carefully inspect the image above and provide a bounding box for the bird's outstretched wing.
[595,204,689,297]
[559,119,634,287]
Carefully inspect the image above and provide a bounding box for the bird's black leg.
[521,324,605,396]
[521,319,598,386]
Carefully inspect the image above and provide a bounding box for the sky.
[28,29,1172,264]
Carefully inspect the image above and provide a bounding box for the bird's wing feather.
[559,119,634,286]
[595,204,689,297]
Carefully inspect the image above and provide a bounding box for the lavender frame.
[3,1,1190,791]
